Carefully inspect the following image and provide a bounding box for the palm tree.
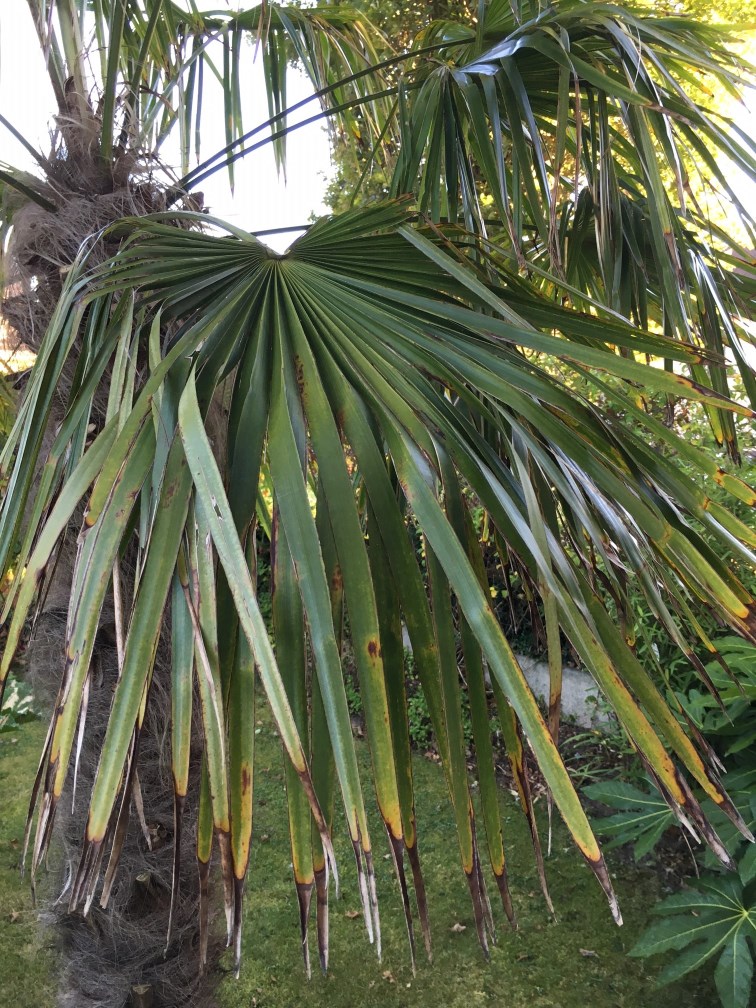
[1,1,755,1005]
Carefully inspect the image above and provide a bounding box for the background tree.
[1,2,755,1007]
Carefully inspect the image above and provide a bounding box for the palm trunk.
[4,137,219,1003]
[27,547,219,1007]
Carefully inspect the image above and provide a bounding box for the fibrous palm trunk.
[4,128,217,1007]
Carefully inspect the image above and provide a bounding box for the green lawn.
[1,714,714,1007]
[0,721,58,1006]
[217,715,714,1008]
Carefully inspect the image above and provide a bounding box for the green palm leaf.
[387,3,756,445]
[2,197,754,977]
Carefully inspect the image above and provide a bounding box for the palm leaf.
[2,197,754,976]
[387,3,756,444]
[16,0,396,186]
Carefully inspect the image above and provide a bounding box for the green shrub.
[584,638,756,1006]
[0,671,36,736]
[630,868,756,1008]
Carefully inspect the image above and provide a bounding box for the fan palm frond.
[1,198,753,972]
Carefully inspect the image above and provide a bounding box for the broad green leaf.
[715,931,754,1008]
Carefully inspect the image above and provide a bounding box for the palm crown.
[1,0,755,994]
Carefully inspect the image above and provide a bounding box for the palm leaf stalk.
[1,199,754,978]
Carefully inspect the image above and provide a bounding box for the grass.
[0,719,57,1005]
[0,708,715,1007]
[217,710,715,1008]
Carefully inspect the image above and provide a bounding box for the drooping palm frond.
[1,199,753,973]
[396,1,756,244]
[383,1,756,445]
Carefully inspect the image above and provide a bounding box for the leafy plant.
[407,689,434,753]
[585,636,756,1007]
[584,776,675,855]
[0,672,36,735]
[585,766,756,859]
[344,667,364,720]
[560,725,638,787]
[590,772,756,1005]
[404,648,473,754]
[583,642,756,857]
[583,647,756,865]
[630,869,756,1008]
[681,638,756,759]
